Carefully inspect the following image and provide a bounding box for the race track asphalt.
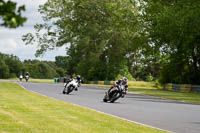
[18,82,200,133]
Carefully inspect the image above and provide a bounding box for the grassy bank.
[0,82,167,133]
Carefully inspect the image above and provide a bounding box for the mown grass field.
[0,82,168,133]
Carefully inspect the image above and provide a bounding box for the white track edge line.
[17,82,173,133]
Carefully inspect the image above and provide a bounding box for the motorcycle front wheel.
[66,85,74,94]
[103,95,108,102]
[110,91,121,103]
[63,86,66,94]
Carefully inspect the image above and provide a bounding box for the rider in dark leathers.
[25,72,29,77]
[108,77,128,98]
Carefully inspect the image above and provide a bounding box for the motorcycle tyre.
[66,86,73,94]
[103,97,108,102]
[110,91,121,103]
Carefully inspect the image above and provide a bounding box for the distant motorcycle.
[25,75,29,82]
[103,84,126,103]
[63,79,79,94]
[19,75,23,81]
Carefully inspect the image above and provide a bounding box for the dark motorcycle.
[103,84,126,103]
[63,79,79,94]
[25,75,29,82]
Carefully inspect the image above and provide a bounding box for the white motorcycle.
[19,75,23,81]
[63,79,79,94]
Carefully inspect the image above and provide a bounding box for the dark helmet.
[122,77,128,84]
[76,75,81,80]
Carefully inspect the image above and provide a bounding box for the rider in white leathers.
[64,75,81,91]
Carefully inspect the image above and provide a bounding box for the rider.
[25,72,29,77]
[64,75,82,91]
[25,72,30,81]
[74,75,82,87]
[108,77,128,97]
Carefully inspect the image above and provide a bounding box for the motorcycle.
[63,79,79,94]
[103,84,126,103]
[19,75,23,81]
[25,75,29,82]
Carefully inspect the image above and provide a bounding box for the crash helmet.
[122,77,128,84]
[76,75,81,80]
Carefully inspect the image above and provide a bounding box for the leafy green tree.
[0,53,65,79]
[22,0,141,80]
[23,60,58,79]
[0,59,9,78]
[23,63,40,78]
[37,62,56,78]
[4,54,23,78]
[55,56,69,69]
[0,52,23,78]
[140,0,200,84]
[55,67,65,77]
[0,0,26,28]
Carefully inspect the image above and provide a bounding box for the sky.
[0,0,66,61]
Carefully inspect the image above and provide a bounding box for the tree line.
[16,0,200,84]
[0,52,66,79]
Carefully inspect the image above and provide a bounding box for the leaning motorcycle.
[103,84,126,103]
[63,79,79,94]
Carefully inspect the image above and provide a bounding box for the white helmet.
[122,77,128,83]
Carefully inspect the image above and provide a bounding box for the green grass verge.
[0,78,54,83]
[0,82,168,133]
[129,88,200,104]
[83,84,200,104]
[28,78,54,83]
[128,81,156,89]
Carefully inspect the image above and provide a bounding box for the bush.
[155,79,163,89]
[115,73,136,81]
[115,74,123,80]
[146,73,153,82]
[126,72,136,81]
[115,64,136,81]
